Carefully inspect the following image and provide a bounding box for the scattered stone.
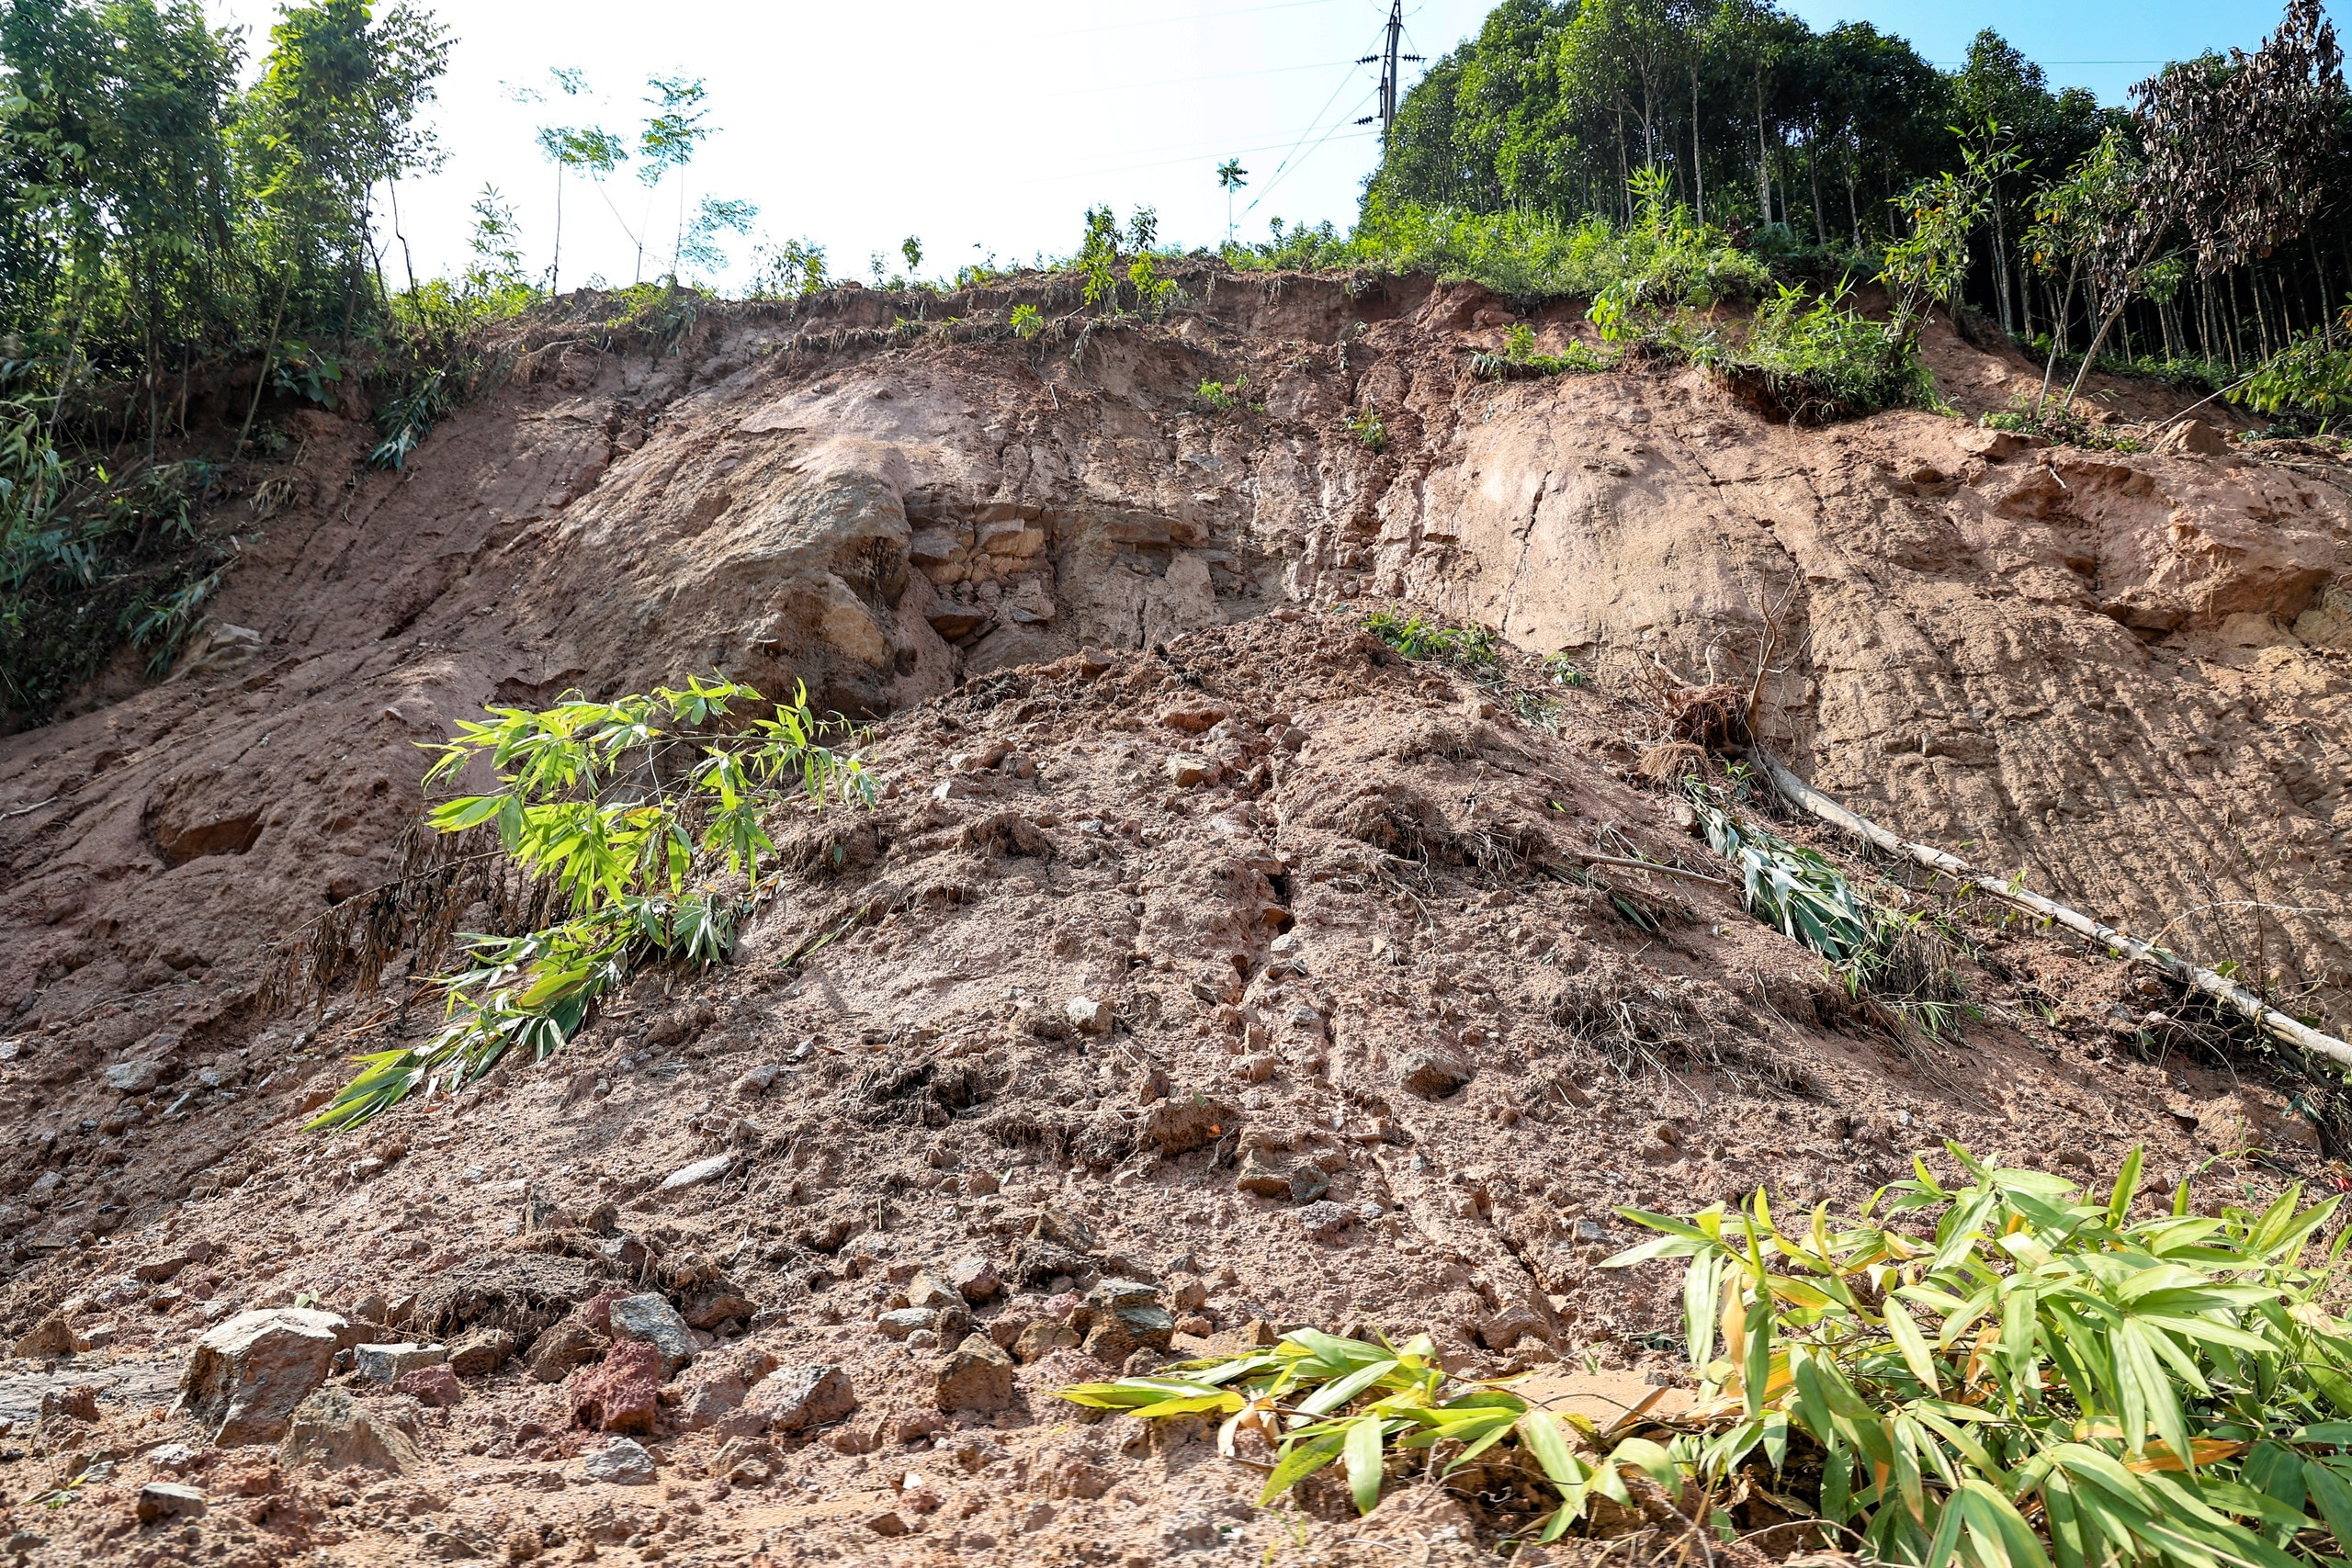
[1478,1303,1551,1351]
[1204,1319,1283,1355]
[945,1255,1001,1303]
[660,1151,741,1199]
[13,1314,73,1359]
[356,1342,447,1383]
[2160,419,2232,457]
[145,1442,197,1472]
[105,1059,160,1095]
[278,1386,420,1473]
[570,1339,662,1434]
[905,1272,961,1312]
[394,1363,463,1408]
[933,1333,1015,1413]
[866,1510,909,1538]
[1064,996,1113,1034]
[40,1383,98,1424]
[1396,1048,1472,1099]
[349,1293,389,1325]
[731,1064,783,1099]
[526,1319,609,1383]
[135,1482,208,1523]
[1234,1152,1290,1197]
[607,1293,695,1377]
[680,1288,757,1332]
[580,1438,656,1485]
[669,1362,748,1432]
[742,1364,858,1435]
[180,1307,348,1445]
[876,1308,939,1341]
[1012,1321,1081,1365]
[447,1327,514,1379]
[1141,1094,1234,1156]
[133,1251,193,1284]
[1165,754,1215,788]
[1031,1208,1097,1252]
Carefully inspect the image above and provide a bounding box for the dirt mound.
[0,268,2344,1562]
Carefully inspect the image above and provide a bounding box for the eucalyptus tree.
[634,74,708,284]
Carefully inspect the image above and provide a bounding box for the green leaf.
[1258,1429,1346,1506]
[1343,1416,1385,1515]
[1883,1295,1942,1393]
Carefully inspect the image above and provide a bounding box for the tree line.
[1367,0,2352,391]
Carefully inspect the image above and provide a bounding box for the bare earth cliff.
[0,270,2345,1565]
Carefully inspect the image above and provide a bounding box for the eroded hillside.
[0,269,2345,1564]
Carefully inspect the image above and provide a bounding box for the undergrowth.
[1362,609,1498,671]
[303,677,872,1129]
[1065,1148,2352,1568]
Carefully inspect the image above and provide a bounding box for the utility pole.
[1354,0,1422,149]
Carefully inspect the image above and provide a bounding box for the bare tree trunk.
[1690,60,1702,225]
[2036,263,2078,415]
[235,273,293,461]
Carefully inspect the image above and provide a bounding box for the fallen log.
[1749,744,2352,1071]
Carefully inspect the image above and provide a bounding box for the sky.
[197,0,2292,296]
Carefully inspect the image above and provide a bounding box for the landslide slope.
[0,268,2342,1564]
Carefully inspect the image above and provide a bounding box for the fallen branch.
[1749,745,2352,1070]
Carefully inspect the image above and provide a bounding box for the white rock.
[1065,998,1113,1035]
[660,1152,735,1191]
[580,1438,656,1485]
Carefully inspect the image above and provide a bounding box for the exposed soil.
[0,268,2345,1565]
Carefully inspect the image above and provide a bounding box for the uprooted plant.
[1693,792,1973,1049]
[1063,1148,2352,1567]
[303,676,871,1129]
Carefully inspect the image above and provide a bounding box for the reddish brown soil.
[0,269,2344,1565]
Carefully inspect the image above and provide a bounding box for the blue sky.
[197,0,2297,293]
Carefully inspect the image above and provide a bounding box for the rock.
[569,1339,662,1434]
[659,1153,735,1192]
[13,1314,74,1359]
[1065,996,1113,1034]
[1297,1201,1355,1242]
[526,1319,608,1383]
[742,1364,858,1434]
[1204,1319,1283,1355]
[355,1342,447,1383]
[1165,754,1215,788]
[607,1292,695,1377]
[2161,419,2232,457]
[1158,701,1229,734]
[1396,1048,1472,1099]
[133,1251,193,1284]
[278,1387,420,1473]
[1478,1303,1552,1351]
[1086,1278,1159,1309]
[105,1059,160,1095]
[669,1362,748,1432]
[1030,1208,1097,1253]
[866,1510,909,1538]
[1289,1167,1330,1205]
[731,1064,783,1099]
[945,1256,1001,1303]
[145,1441,197,1472]
[1082,1300,1175,1364]
[680,1288,757,1332]
[580,1438,656,1485]
[349,1292,389,1325]
[40,1382,98,1424]
[446,1327,514,1379]
[1012,1320,1080,1364]
[905,1271,961,1312]
[1234,1151,1290,1197]
[876,1308,939,1341]
[135,1482,208,1523]
[394,1363,463,1408]
[1012,1240,1091,1286]
[180,1307,349,1445]
[933,1333,1016,1413]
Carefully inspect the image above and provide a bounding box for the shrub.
[1196,377,1241,411]
[1474,321,1614,380]
[1009,303,1044,340]
[1348,409,1388,453]
[305,677,870,1128]
[1362,609,1496,671]
[1721,281,1938,422]
[1059,1148,2352,1568]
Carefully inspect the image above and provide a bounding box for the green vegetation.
[1474,321,1613,380]
[1195,376,1245,412]
[306,677,871,1129]
[1362,609,1498,671]
[1064,1148,2352,1568]
[1346,408,1388,453]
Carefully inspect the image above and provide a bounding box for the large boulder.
[179,1308,349,1446]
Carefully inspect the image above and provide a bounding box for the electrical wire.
[1010,122,1376,187]
[1040,0,1359,38]
[1242,86,1378,214]
[1031,57,1357,100]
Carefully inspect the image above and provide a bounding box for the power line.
[1032,57,1357,100]
[1012,122,1375,187]
[1246,87,1380,214]
[1040,0,1359,39]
